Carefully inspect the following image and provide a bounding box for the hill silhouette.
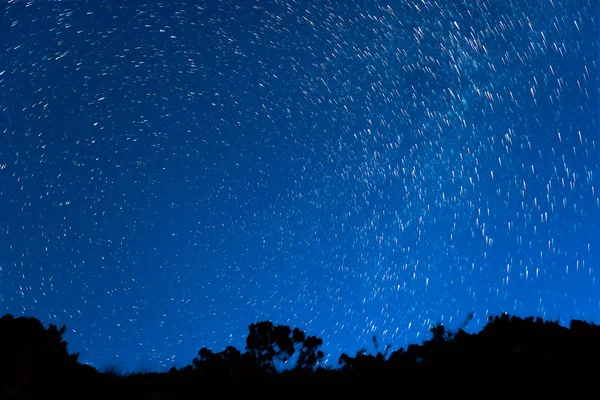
[1,312,599,397]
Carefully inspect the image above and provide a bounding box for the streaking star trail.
[0,0,598,371]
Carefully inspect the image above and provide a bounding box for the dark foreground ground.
[3,313,600,398]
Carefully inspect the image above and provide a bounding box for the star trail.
[1,0,598,372]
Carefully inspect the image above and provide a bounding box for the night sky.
[1,0,598,372]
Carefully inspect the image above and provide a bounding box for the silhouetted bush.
[0,314,99,399]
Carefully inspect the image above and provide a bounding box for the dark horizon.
[4,310,600,399]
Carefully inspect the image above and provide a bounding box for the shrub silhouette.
[0,314,90,398]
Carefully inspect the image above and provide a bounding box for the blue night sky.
[0,0,598,372]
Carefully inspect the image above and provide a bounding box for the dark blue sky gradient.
[1,0,598,372]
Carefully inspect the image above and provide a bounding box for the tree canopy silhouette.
[0,314,98,398]
[245,321,324,372]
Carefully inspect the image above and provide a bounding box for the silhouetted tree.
[245,321,324,373]
[0,314,84,398]
[245,321,292,372]
[295,335,324,370]
[193,347,215,367]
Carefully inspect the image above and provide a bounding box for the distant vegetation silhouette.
[2,312,600,397]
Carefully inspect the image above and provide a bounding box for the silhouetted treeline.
[3,312,600,398]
